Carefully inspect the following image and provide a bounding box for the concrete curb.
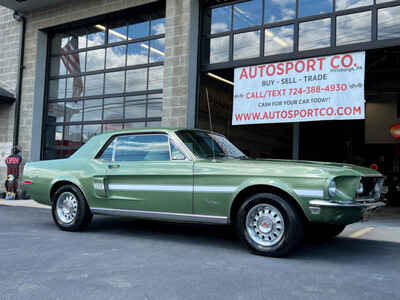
[0,199,50,209]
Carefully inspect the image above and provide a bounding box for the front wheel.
[236,193,305,257]
[52,184,93,231]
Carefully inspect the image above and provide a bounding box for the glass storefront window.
[82,124,102,143]
[127,41,149,65]
[210,36,230,63]
[299,18,331,51]
[337,11,371,45]
[148,66,164,90]
[87,27,105,47]
[47,102,65,123]
[65,101,83,123]
[264,0,296,23]
[378,6,400,40]
[211,6,231,33]
[298,0,332,17]
[105,71,125,94]
[106,45,127,69]
[234,30,260,60]
[84,74,104,96]
[151,18,165,35]
[108,23,127,43]
[83,99,103,121]
[86,49,105,72]
[128,21,150,39]
[149,39,165,63]
[49,79,66,99]
[233,0,262,30]
[103,97,124,120]
[335,0,373,11]
[125,95,146,119]
[126,68,148,92]
[265,25,294,56]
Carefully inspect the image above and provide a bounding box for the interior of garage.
[198,46,400,206]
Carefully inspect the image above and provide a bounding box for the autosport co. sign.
[232,52,365,125]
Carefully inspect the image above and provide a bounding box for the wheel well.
[49,181,82,202]
[229,185,308,225]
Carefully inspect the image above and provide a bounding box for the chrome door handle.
[108,164,120,169]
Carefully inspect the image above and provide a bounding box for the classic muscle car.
[22,128,385,257]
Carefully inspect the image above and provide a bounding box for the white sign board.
[233,52,366,125]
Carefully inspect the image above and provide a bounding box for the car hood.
[207,158,382,178]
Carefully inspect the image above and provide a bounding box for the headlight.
[356,181,364,194]
[328,180,336,197]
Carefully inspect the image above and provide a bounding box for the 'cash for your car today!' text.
[232,51,365,125]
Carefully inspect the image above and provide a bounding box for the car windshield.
[176,130,247,160]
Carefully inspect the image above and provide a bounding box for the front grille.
[357,177,380,198]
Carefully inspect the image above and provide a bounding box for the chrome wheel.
[246,203,285,247]
[56,192,78,224]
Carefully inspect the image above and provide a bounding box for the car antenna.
[205,88,216,162]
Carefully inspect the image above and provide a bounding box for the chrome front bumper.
[309,199,386,222]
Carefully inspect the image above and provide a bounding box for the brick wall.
[0,6,19,189]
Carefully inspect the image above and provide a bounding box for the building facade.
[1,0,400,191]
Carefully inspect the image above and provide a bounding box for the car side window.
[99,139,115,161]
[170,142,186,160]
[115,134,170,162]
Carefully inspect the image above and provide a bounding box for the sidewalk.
[0,199,50,209]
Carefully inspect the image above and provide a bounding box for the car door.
[95,133,193,213]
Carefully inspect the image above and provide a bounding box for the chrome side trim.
[309,200,386,209]
[108,184,236,193]
[91,207,229,224]
[294,189,324,198]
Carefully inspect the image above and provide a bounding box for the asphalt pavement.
[0,203,399,300]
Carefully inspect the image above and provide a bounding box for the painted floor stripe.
[349,226,375,238]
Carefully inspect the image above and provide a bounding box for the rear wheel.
[52,184,92,231]
[236,193,305,257]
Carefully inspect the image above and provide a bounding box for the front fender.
[227,178,310,220]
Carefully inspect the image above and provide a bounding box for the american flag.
[61,37,83,97]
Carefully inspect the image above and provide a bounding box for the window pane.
[210,36,229,64]
[337,11,371,45]
[149,39,165,63]
[82,124,101,143]
[51,32,86,54]
[44,126,64,160]
[47,102,65,123]
[376,0,395,2]
[100,139,115,161]
[128,21,150,39]
[84,99,103,121]
[125,122,145,128]
[151,18,165,35]
[335,0,372,11]
[233,0,262,30]
[65,101,83,123]
[126,68,148,92]
[103,123,123,132]
[88,26,105,47]
[63,52,86,76]
[105,71,125,94]
[378,6,400,40]
[106,45,126,69]
[108,23,127,43]
[49,79,66,99]
[171,142,185,160]
[265,0,296,23]
[104,97,124,120]
[265,25,294,56]
[66,76,84,98]
[85,74,104,96]
[299,19,331,51]
[50,57,67,76]
[147,121,162,127]
[148,66,163,90]
[115,135,170,161]
[234,30,260,60]
[148,93,163,118]
[127,41,149,65]
[211,6,231,33]
[64,125,82,157]
[299,0,332,17]
[125,95,146,120]
[86,49,105,72]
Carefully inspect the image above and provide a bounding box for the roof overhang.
[0,0,68,13]
[0,87,15,105]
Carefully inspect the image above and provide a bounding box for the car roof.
[100,127,216,137]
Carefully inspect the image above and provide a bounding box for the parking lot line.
[349,226,375,238]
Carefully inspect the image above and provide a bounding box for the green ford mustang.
[22,128,385,257]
